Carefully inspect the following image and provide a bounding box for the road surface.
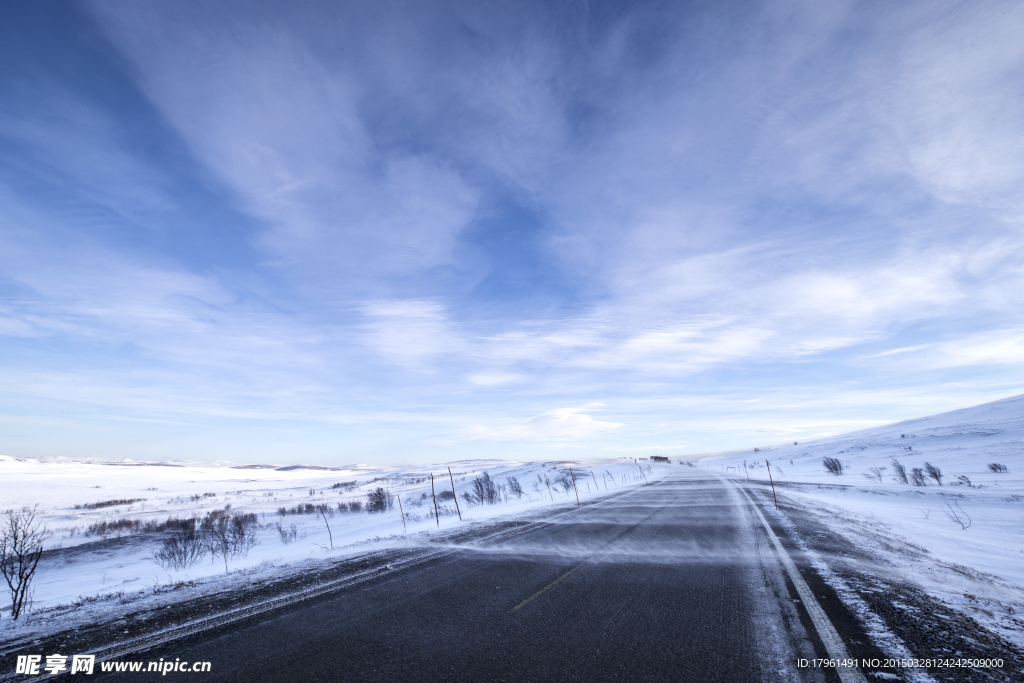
[98,471,840,682]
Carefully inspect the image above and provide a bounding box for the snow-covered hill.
[704,392,1024,645]
[731,392,1022,481]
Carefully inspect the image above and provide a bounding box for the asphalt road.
[97,471,829,682]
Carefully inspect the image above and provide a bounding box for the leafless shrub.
[87,515,203,538]
[554,472,573,494]
[890,458,908,484]
[75,498,145,510]
[823,457,843,476]
[85,518,141,536]
[278,503,334,516]
[471,472,500,505]
[348,501,363,513]
[507,476,524,499]
[863,466,885,483]
[987,463,1008,473]
[924,462,943,486]
[942,500,971,530]
[909,468,927,487]
[366,487,394,513]
[1,507,51,619]
[437,489,455,501]
[953,475,972,487]
[275,522,299,544]
[154,519,206,570]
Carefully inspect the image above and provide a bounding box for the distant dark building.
[651,456,669,462]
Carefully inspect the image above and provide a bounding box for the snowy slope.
[704,392,1024,645]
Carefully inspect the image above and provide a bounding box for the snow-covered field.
[0,454,659,636]
[703,392,1024,646]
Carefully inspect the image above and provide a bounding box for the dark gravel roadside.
[747,483,1024,683]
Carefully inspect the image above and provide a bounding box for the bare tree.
[1,508,51,619]
[201,510,233,574]
[154,519,206,570]
[823,457,843,476]
[230,513,260,557]
[923,462,943,486]
[506,476,523,499]
[200,509,260,573]
[890,458,908,484]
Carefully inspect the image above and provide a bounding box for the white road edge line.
[732,480,868,683]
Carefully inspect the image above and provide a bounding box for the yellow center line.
[510,562,586,612]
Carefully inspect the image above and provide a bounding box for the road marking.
[509,484,673,614]
[510,562,586,612]
[733,482,868,683]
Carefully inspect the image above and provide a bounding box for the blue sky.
[2,0,1023,465]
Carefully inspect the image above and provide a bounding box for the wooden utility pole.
[448,467,462,521]
[320,509,333,549]
[591,470,600,493]
[430,474,440,526]
[766,460,778,510]
[397,494,407,534]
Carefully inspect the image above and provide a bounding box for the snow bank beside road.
[704,392,1024,645]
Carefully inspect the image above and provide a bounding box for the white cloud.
[360,300,462,366]
[892,2,1024,214]
[460,406,624,443]
[931,329,1024,368]
[466,373,524,387]
[88,3,479,280]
